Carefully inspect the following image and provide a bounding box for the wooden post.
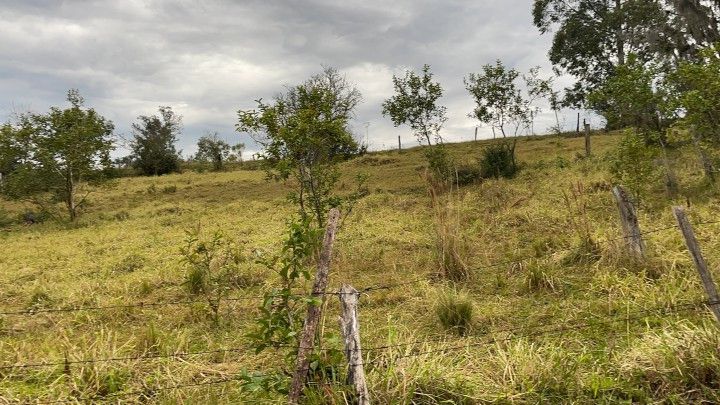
[584,123,591,157]
[338,285,370,405]
[673,206,720,323]
[612,185,645,258]
[474,126,478,142]
[576,112,580,134]
[288,208,341,404]
[397,135,401,152]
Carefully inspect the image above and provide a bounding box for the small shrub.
[111,254,146,273]
[555,156,570,169]
[435,289,473,336]
[181,228,246,323]
[479,142,518,179]
[425,145,454,183]
[610,130,660,204]
[454,164,482,186]
[20,210,47,225]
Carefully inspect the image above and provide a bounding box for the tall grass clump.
[435,289,473,335]
[616,322,720,402]
[427,176,470,281]
[562,182,600,265]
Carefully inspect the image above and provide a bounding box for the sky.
[0,0,593,159]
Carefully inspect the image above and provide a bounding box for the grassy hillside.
[2,132,720,403]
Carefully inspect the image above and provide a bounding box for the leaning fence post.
[338,284,370,405]
[612,185,645,258]
[673,206,720,324]
[288,208,341,404]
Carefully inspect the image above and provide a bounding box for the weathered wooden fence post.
[612,185,645,258]
[584,122,591,157]
[673,206,720,324]
[288,208,341,404]
[398,136,402,152]
[338,284,370,405]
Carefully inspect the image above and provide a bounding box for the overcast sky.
[0,0,590,158]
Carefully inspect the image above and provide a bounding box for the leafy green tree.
[130,106,182,176]
[588,55,665,131]
[666,46,720,181]
[533,0,668,106]
[382,64,447,147]
[196,132,232,171]
[0,89,114,221]
[237,67,363,228]
[465,61,537,172]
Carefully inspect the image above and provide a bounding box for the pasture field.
[2,132,720,403]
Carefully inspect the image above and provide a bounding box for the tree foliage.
[130,106,182,176]
[0,89,114,221]
[195,132,243,171]
[237,67,364,228]
[588,55,666,131]
[382,64,447,147]
[533,0,669,106]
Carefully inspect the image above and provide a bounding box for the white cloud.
[0,0,590,159]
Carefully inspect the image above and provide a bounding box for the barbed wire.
[26,375,263,404]
[6,298,715,372]
[1,219,717,319]
[351,298,717,367]
[0,347,248,371]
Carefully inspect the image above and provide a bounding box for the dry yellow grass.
[1,132,720,403]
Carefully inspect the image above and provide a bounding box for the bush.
[454,164,482,186]
[435,289,473,336]
[479,142,518,179]
[181,229,246,323]
[610,130,660,204]
[424,145,454,182]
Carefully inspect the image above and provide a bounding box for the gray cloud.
[0,0,589,158]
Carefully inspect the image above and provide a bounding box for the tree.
[522,66,555,135]
[130,106,182,176]
[533,0,668,106]
[196,132,232,171]
[665,46,720,181]
[0,89,114,221]
[237,67,363,228]
[588,54,665,131]
[382,64,447,147]
[464,61,534,172]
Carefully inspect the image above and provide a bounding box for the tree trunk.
[615,0,626,66]
[691,127,715,182]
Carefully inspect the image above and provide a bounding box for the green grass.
[1,132,720,403]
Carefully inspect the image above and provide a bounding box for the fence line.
[2,219,718,318]
[351,299,715,367]
[4,299,713,371]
